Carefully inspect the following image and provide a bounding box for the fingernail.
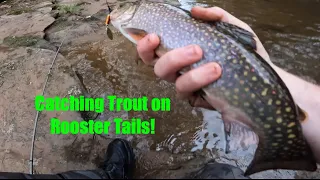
[148,33,157,42]
[208,62,221,76]
[186,45,201,56]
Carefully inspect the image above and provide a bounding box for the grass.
[3,36,42,47]
[57,4,81,15]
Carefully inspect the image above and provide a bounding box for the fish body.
[109,0,317,175]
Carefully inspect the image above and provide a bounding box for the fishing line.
[29,39,65,174]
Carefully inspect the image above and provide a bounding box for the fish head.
[109,2,138,30]
[109,2,142,43]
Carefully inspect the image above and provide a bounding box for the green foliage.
[57,4,81,15]
[3,36,42,47]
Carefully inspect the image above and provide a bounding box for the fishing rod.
[29,39,65,174]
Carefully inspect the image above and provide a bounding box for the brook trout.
[109,0,317,176]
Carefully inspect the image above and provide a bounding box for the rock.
[57,0,83,6]
[34,1,53,9]
[67,15,81,21]
[0,12,55,42]
[46,23,98,44]
[81,0,110,16]
[37,7,52,14]
[0,5,11,8]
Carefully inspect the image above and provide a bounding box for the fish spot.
[267,117,273,121]
[251,94,256,98]
[244,102,250,107]
[268,99,273,105]
[289,115,295,119]
[272,143,278,146]
[245,65,250,70]
[276,117,283,124]
[287,129,293,133]
[232,59,237,64]
[276,100,281,105]
[264,124,271,128]
[244,71,248,76]
[234,88,239,93]
[259,108,264,112]
[233,95,238,100]
[255,117,261,122]
[276,127,281,131]
[224,91,230,96]
[247,109,254,114]
[288,140,293,144]
[227,56,231,60]
[245,87,249,92]
[252,76,257,81]
[288,134,296,139]
[233,101,239,105]
[261,88,268,96]
[274,134,283,138]
[287,122,296,128]
[285,107,292,112]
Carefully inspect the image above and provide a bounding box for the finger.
[137,33,160,66]
[175,62,222,99]
[154,45,203,82]
[191,6,254,34]
[191,6,227,22]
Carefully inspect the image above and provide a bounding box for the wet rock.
[34,1,53,9]
[0,12,55,42]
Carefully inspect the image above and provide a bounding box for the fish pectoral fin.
[123,28,148,42]
[297,105,308,122]
[215,21,257,50]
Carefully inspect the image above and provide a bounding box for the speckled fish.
[108,0,318,176]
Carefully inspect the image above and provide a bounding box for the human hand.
[136,6,271,109]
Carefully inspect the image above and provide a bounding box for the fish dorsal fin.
[215,21,257,50]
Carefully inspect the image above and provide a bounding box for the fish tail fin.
[244,138,317,176]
